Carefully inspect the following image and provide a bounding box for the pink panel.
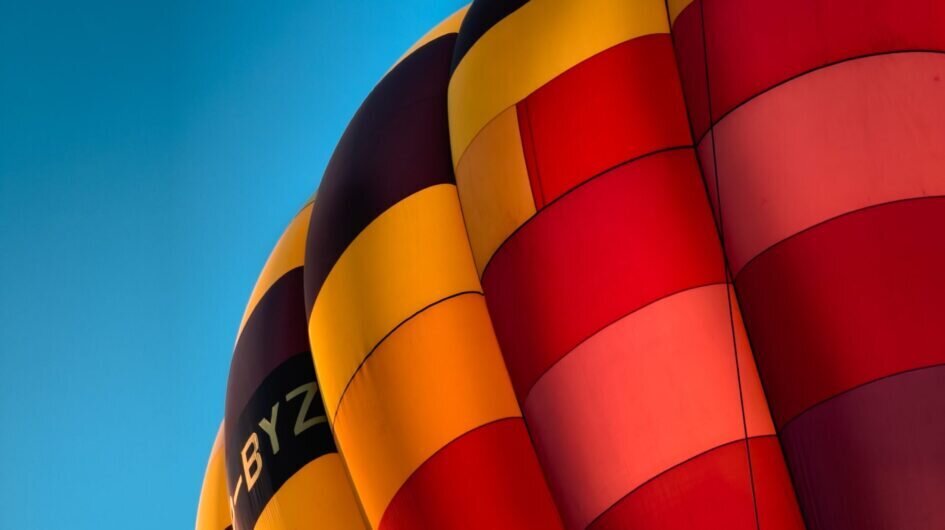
[703,52,945,274]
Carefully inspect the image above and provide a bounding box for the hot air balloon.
[197,1,945,529]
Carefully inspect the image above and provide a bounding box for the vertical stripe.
[305,13,564,529]
[226,208,367,530]
[671,2,945,527]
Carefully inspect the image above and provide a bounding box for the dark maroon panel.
[226,267,307,417]
[305,35,456,313]
[780,365,945,530]
[671,0,710,142]
[735,198,945,427]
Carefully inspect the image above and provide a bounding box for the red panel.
[517,34,691,208]
[736,197,945,427]
[482,149,724,401]
[378,418,564,530]
[672,0,945,139]
[589,437,803,530]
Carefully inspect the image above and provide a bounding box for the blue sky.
[0,1,464,527]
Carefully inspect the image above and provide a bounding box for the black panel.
[224,353,336,530]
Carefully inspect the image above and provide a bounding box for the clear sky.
[0,1,464,528]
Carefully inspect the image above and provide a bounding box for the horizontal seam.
[778,362,945,432]
[375,416,524,524]
[480,144,693,279]
[523,281,729,403]
[331,290,484,420]
[734,195,945,278]
[586,434,780,529]
[695,49,945,145]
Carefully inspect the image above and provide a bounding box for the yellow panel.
[455,106,536,275]
[332,293,522,526]
[253,454,368,530]
[667,0,696,24]
[308,184,482,420]
[236,204,312,339]
[195,424,232,530]
[448,0,669,165]
[389,4,470,72]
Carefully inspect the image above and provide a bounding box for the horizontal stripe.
[454,106,535,275]
[253,454,367,530]
[780,365,945,530]
[673,0,945,139]
[482,149,724,401]
[308,184,482,420]
[331,293,521,526]
[225,353,337,529]
[390,5,467,72]
[237,205,311,340]
[451,0,527,70]
[524,284,774,530]
[195,424,232,530]
[227,268,307,418]
[448,0,669,165]
[517,34,690,207]
[702,52,945,274]
[590,436,803,530]
[378,418,565,530]
[305,34,456,312]
[736,197,945,427]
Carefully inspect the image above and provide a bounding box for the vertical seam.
[698,2,762,528]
